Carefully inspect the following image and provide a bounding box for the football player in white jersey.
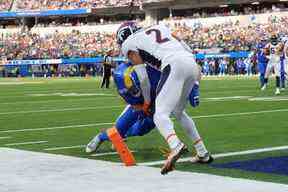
[262,34,283,95]
[116,21,212,175]
[282,36,288,89]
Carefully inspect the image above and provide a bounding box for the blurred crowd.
[0,0,12,11]
[169,16,288,51]
[2,15,288,59]
[198,57,256,77]
[1,30,117,60]
[15,0,142,10]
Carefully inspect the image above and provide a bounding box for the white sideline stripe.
[0,136,11,140]
[44,145,85,151]
[138,145,288,166]
[0,82,43,85]
[90,150,137,157]
[1,108,288,134]
[0,105,123,115]
[5,141,48,146]
[2,148,287,192]
[0,97,117,105]
[0,122,114,133]
[192,108,288,119]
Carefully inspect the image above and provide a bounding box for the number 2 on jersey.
[145,29,170,44]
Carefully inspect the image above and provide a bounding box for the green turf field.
[0,76,287,184]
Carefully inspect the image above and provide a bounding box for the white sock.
[177,112,208,156]
[194,140,208,157]
[154,112,181,150]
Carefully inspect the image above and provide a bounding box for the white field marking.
[90,150,137,157]
[203,96,252,101]
[0,82,43,85]
[1,108,288,134]
[0,136,11,140]
[28,93,115,97]
[192,108,288,119]
[0,105,123,116]
[249,96,288,101]
[44,145,85,151]
[139,145,288,166]
[5,141,48,146]
[0,122,114,133]
[0,97,117,105]
[0,95,240,106]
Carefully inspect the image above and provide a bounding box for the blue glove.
[189,83,200,108]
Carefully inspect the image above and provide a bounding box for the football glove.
[189,83,200,108]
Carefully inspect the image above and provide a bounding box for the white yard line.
[0,105,123,115]
[1,108,288,134]
[139,145,288,166]
[90,151,137,157]
[0,97,117,105]
[192,108,288,119]
[5,141,48,146]
[44,145,85,151]
[0,136,11,140]
[0,122,114,133]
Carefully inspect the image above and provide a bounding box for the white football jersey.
[284,41,288,58]
[266,42,281,56]
[121,24,193,70]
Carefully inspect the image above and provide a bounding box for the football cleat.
[275,88,281,95]
[261,84,267,91]
[190,153,214,164]
[161,142,188,175]
[85,134,103,154]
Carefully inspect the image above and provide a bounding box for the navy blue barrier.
[0,8,90,18]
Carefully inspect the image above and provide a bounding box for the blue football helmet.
[113,63,144,105]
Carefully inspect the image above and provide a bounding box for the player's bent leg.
[86,106,139,153]
[154,65,183,150]
[86,133,104,153]
[173,109,213,164]
[125,116,155,137]
[275,62,281,95]
[154,64,189,175]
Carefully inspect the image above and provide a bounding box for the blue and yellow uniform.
[98,63,160,141]
[98,62,200,142]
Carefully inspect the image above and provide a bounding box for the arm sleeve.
[133,64,151,104]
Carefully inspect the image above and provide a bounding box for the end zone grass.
[0,76,287,184]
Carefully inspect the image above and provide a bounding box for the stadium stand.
[13,0,142,10]
[0,0,12,11]
[0,0,287,77]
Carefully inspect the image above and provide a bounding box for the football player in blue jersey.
[116,22,213,175]
[256,42,269,88]
[85,62,157,154]
[85,62,212,166]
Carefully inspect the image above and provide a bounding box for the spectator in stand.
[0,0,12,11]
[14,0,142,10]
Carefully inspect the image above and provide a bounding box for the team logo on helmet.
[116,21,141,46]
